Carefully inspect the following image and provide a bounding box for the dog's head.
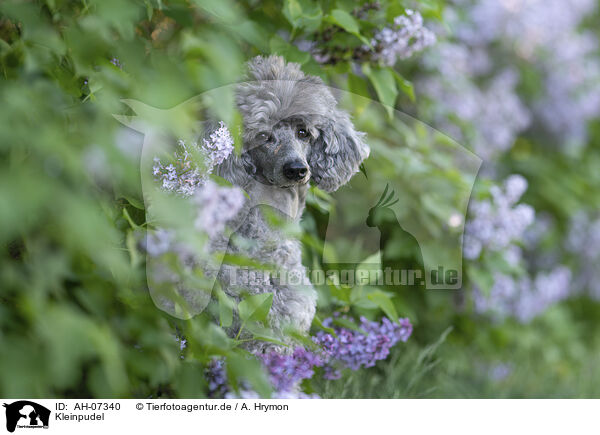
[229,55,369,192]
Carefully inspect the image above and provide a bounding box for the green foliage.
[2,0,600,399]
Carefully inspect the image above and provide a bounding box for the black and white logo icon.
[3,401,50,433]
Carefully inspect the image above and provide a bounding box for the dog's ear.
[309,109,370,192]
[217,152,255,187]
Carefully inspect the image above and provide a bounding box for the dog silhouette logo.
[3,401,50,433]
[366,184,425,286]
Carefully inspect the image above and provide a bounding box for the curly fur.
[214,55,369,354]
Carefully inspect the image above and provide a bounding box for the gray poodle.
[212,55,370,354]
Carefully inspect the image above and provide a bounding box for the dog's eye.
[255,132,272,144]
[297,127,309,139]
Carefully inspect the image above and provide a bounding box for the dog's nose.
[283,160,308,181]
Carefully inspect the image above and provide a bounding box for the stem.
[234,322,245,340]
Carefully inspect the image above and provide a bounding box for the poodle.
[211,55,370,354]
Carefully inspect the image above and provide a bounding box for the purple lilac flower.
[427,0,600,153]
[473,266,572,323]
[463,174,534,261]
[370,10,436,66]
[206,355,321,398]
[258,347,325,392]
[488,362,512,382]
[271,391,320,399]
[206,359,229,398]
[110,57,122,69]
[534,32,600,150]
[205,317,412,397]
[313,316,413,371]
[224,389,319,399]
[566,212,600,299]
[457,0,595,52]
[419,48,531,160]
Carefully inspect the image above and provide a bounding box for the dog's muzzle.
[283,160,309,181]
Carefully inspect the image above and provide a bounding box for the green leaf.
[362,64,398,119]
[468,266,494,295]
[355,251,382,286]
[329,283,351,303]
[122,208,141,229]
[269,35,311,64]
[191,0,239,24]
[238,293,273,323]
[282,0,322,31]
[222,254,272,270]
[122,194,145,210]
[312,314,337,336]
[226,350,272,397]
[367,291,399,322]
[217,289,234,328]
[244,323,289,347]
[326,9,371,46]
[332,316,364,333]
[283,0,303,28]
[392,71,415,102]
[125,231,140,267]
[347,72,372,115]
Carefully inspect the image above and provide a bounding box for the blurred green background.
[1,0,600,398]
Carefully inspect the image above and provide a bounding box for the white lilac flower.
[464,175,534,261]
[152,145,205,197]
[141,182,245,263]
[370,10,436,66]
[202,121,235,166]
[143,228,175,257]
[192,180,246,239]
[152,122,235,197]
